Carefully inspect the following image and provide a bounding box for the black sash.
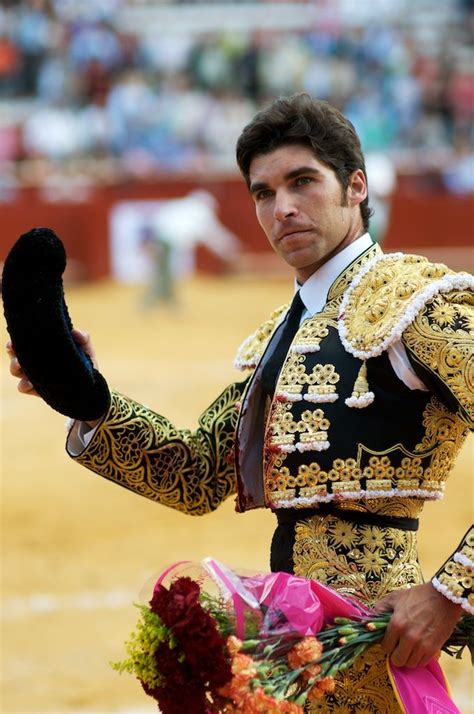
[270,505,419,574]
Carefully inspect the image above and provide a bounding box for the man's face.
[248,143,367,283]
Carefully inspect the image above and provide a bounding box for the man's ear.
[347,169,368,207]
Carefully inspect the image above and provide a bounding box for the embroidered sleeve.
[402,289,474,428]
[432,526,474,614]
[66,381,247,516]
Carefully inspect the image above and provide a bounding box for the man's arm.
[375,289,473,667]
[374,527,473,668]
[66,382,245,516]
[7,333,248,516]
[401,288,473,428]
[374,581,463,668]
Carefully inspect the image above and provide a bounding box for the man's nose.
[274,192,297,221]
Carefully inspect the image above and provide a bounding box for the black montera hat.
[2,227,110,421]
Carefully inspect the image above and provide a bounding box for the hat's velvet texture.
[2,227,110,421]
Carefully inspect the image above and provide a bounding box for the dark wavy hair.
[236,93,372,231]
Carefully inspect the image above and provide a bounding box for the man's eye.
[295,176,312,186]
[256,189,272,200]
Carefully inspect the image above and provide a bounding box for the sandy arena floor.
[1,276,473,713]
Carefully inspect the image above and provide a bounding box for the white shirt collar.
[298,233,374,316]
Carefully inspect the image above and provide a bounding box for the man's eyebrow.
[249,166,322,194]
[249,181,269,195]
[284,166,323,181]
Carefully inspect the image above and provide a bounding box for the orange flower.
[227,635,243,657]
[217,652,258,702]
[241,688,284,713]
[307,676,336,702]
[232,653,257,678]
[317,676,335,694]
[300,662,322,682]
[218,672,254,701]
[280,700,305,713]
[287,637,323,669]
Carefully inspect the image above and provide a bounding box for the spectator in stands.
[1,0,472,182]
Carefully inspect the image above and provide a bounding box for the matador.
[4,95,473,712]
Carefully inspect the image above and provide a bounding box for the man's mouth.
[278,228,311,242]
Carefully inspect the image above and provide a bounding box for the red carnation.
[150,577,201,627]
[142,642,208,714]
[150,578,232,693]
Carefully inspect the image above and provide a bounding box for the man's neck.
[297,233,374,315]
[296,230,365,284]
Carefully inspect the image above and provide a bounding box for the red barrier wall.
[0,178,472,279]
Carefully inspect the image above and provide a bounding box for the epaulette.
[234,304,288,371]
[338,252,474,359]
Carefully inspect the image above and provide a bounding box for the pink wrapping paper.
[388,660,460,714]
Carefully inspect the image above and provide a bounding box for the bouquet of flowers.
[112,559,473,714]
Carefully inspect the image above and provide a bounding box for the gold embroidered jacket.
[67,245,473,611]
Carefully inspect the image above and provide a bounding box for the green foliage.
[442,614,474,664]
[111,604,175,689]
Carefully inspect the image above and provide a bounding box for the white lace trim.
[276,444,296,454]
[276,390,303,402]
[431,577,474,615]
[270,487,443,509]
[233,332,259,370]
[292,344,321,354]
[345,392,375,408]
[295,440,330,452]
[453,551,474,569]
[234,355,258,371]
[338,253,474,360]
[304,393,339,404]
[234,311,287,370]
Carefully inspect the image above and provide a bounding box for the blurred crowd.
[0,0,473,191]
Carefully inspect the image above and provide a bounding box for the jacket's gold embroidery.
[305,363,340,403]
[402,289,474,427]
[308,645,403,713]
[339,252,473,361]
[294,513,420,713]
[69,383,245,516]
[414,397,469,477]
[235,243,380,372]
[275,352,307,401]
[295,409,330,452]
[234,304,288,370]
[292,319,330,353]
[275,347,341,405]
[345,361,374,408]
[268,404,330,455]
[266,407,470,506]
[328,242,382,304]
[254,249,472,510]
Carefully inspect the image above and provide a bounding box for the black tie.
[260,291,305,398]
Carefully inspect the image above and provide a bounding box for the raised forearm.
[67,382,246,516]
